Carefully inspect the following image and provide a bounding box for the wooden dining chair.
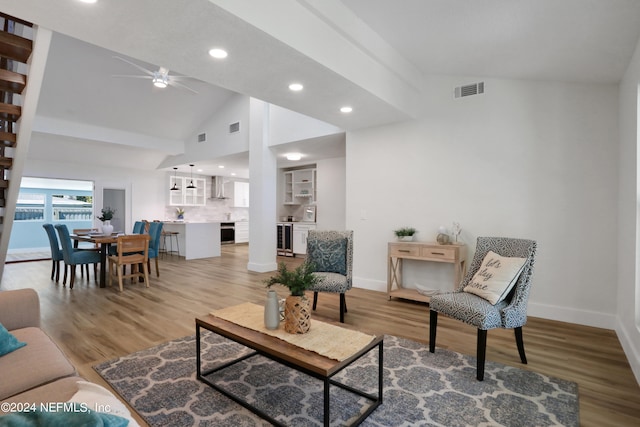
[108,234,151,292]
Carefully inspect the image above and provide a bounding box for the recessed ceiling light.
[218,165,225,169]
[289,83,303,91]
[286,153,302,161]
[209,48,228,59]
[231,172,237,176]
[78,0,97,3]
[197,169,203,172]
[340,106,353,113]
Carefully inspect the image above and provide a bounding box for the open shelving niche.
[283,167,316,205]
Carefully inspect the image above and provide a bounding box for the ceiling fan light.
[152,76,167,88]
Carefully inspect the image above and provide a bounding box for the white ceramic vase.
[101,220,114,235]
[264,290,280,330]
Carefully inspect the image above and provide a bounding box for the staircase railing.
[0,12,33,276]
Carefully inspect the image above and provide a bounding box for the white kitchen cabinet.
[233,181,250,207]
[283,168,316,205]
[169,176,206,206]
[293,223,316,255]
[223,180,250,207]
[235,221,249,243]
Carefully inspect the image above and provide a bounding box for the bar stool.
[161,230,180,258]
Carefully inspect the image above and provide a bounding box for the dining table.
[70,232,119,288]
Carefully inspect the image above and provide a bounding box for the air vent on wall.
[229,121,240,133]
[454,82,485,99]
[197,133,206,143]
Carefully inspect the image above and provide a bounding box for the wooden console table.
[387,241,466,303]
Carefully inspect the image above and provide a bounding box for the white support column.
[247,99,278,272]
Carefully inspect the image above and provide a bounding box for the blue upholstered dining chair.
[147,221,164,277]
[305,230,354,323]
[42,224,65,282]
[54,224,101,289]
[132,221,145,234]
[429,236,537,381]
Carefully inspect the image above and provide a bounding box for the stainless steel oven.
[220,222,235,244]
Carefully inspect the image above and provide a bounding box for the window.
[14,193,45,221]
[52,194,93,220]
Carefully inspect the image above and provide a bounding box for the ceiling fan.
[111,56,198,94]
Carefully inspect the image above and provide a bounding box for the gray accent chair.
[306,230,354,323]
[429,236,537,381]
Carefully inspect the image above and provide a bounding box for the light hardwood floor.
[2,244,640,426]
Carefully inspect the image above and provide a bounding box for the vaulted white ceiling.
[1,0,639,176]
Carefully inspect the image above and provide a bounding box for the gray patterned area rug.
[94,332,579,426]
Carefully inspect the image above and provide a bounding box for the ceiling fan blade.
[113,56,155,76]
[168,80,199,94]
[111,74,152,79]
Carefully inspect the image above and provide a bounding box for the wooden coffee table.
[195,314,383,426]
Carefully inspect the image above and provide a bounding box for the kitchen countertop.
[277,221,316,224]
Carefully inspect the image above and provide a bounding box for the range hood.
[210,176,228,199]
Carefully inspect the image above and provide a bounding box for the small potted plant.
[264,262,319,334]
[394,226,416,242]
[97,206,116,235]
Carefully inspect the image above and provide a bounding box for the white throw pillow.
[68,380,140,427]
[464,251,527,305]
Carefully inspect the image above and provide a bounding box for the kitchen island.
[162,221,221,260]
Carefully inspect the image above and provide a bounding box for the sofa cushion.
[0,327,76,400]
[0,323,26,356]
[1,376,83,405]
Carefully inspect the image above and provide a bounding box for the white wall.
[158,93,251,167]
[269,104,343,146]
[315,157,345,230]
[347,75,619,330]
[23,156,166,233]
[617,37,640,383]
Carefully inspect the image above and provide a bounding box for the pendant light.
[186,164,196,189]
[170,167,179,191]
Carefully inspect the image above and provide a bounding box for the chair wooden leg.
[429,310,438,353]
[94,263,98,283]
[339,293,346,323]
[143,262,150,288]
[155,257,160,277]
[50,260,56,280]
[477,329,487,381]
[55,261,61,282]
[117,263,124,292]
[515,327,527,364]
[312,292,318,310]
[70,266,76,289]
[63,265,68,286]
